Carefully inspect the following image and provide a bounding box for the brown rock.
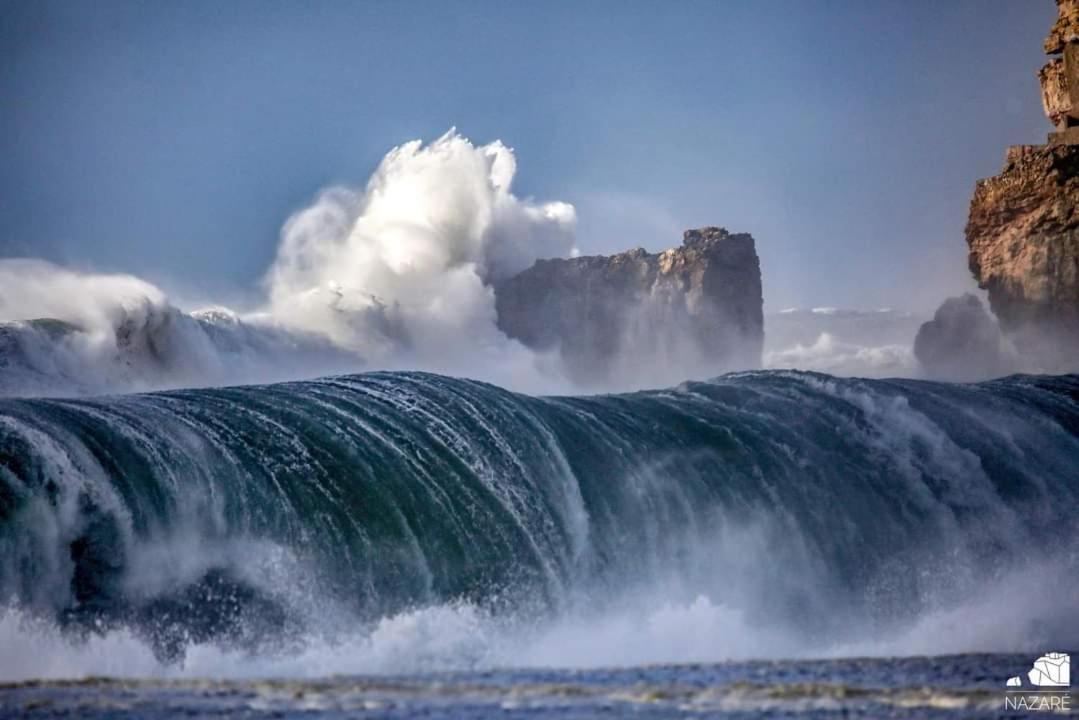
[966,144,1079,368]
[1040,58,1070,129]
[494,227,763,387]
[1045,0,1079,55]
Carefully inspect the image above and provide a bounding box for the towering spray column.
[964,0,1079,370]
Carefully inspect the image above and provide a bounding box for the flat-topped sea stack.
[494,227,763,388]
[963,0,1079,370]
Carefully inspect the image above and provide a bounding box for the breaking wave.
[0,131,579,397]
[0,370,1076,679]
[0,261,362,397]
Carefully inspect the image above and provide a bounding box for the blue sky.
[0,0,1052,311]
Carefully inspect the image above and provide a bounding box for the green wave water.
[0,371,1076,668]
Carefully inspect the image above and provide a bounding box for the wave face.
[0,371,1077,673]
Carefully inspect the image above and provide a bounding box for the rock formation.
[913,294,1009,382]
[494,227,763,388]
[966,145,1079,364]
[961,0,1079,371]
[1042,0,1079,139]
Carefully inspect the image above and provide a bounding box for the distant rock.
[913,294,1009,382]
[494,227,763,388]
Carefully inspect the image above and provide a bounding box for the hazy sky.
[0,0,1053,312]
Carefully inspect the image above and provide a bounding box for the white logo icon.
[1007,652,1070,688]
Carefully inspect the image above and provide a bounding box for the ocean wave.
[0,370,1076,676]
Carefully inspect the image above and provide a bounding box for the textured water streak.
[0,654,1032,719]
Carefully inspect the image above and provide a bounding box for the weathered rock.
[966,144,1079,369]
[1040,1,1079,141]
[913,294,1009,382]
[960,1,1079,372]
[494,227,763,388]
[1044,0,1079,56]
[1039,57,1070,129]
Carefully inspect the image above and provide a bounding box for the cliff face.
[494,227,763,388]
[1044,0,1079,56]
[958,1,1079,371]
[967,145,1079,342]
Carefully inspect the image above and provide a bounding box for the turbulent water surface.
[0,655,1053,719]
[0,370,1077,716]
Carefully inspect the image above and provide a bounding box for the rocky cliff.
[967,145,1079,353]
[959,1,1079,371]
[494,227,763,388]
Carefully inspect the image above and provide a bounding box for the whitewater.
[0,131,585,398]
[1,369,1076,685]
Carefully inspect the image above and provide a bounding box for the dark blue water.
[1,654,1070,719]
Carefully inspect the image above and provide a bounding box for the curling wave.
[0,370,1077,676]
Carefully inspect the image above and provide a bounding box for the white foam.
[764,332,916,377]
[4,554,1075,683]
[263,132,577,387]
[0,132,583,396]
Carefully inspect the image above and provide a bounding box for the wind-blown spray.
[0,132,583,396]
